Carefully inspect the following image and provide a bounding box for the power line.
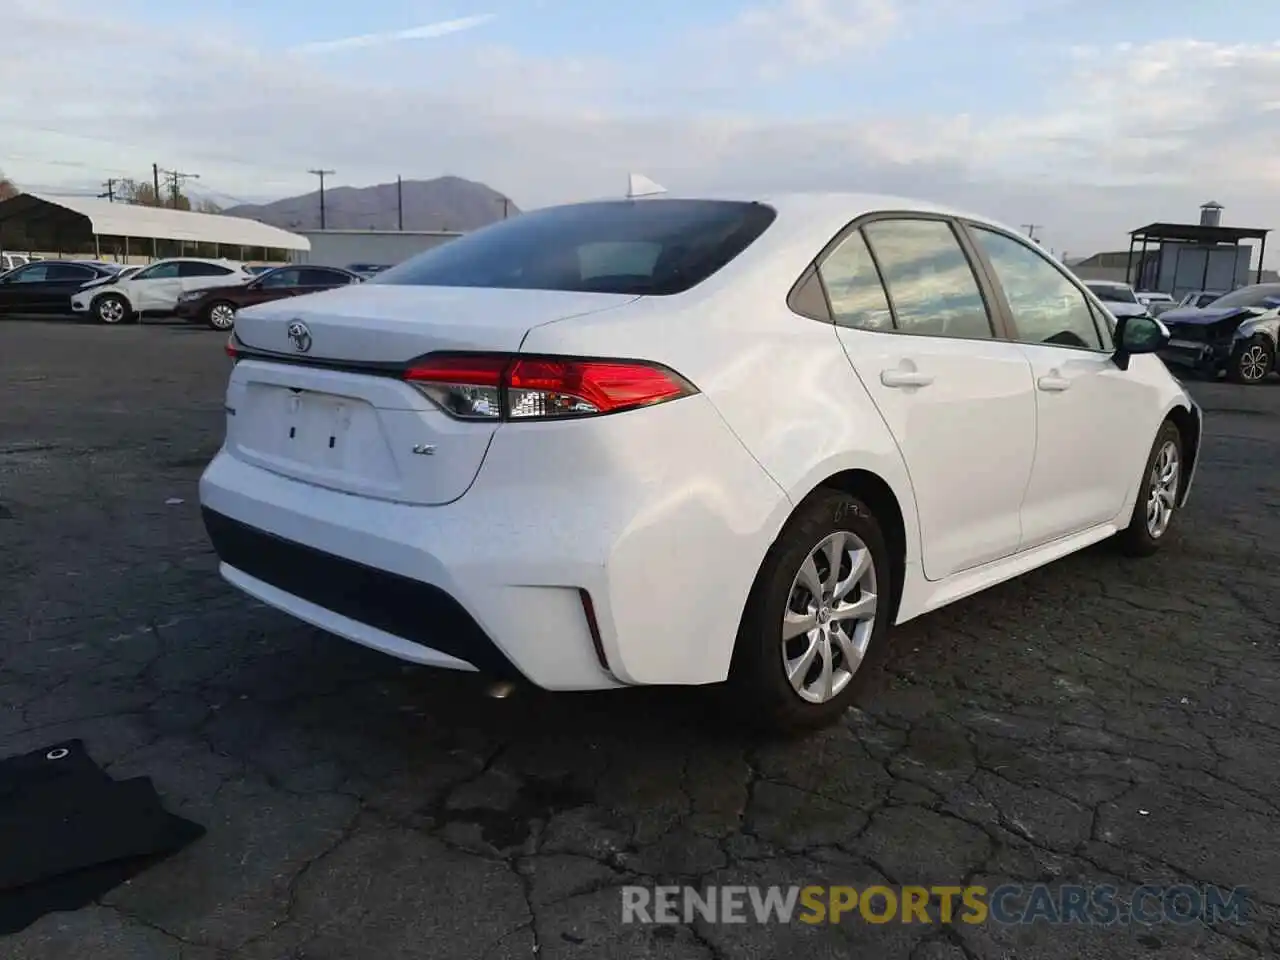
[158,168,201,208]
[308,168,335,228]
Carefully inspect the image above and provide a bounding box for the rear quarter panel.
[518,272,922,572]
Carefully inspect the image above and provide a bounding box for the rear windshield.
[373,200,777,296]
[1086,283,1137,304]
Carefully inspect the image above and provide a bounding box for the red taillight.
[225,335,238,359]
[401,353,696,421]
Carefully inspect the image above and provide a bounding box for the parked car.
[0,260,121,315]
[1158,283,1280,383]
[1137,291,1177,316]
[1085,281,1151,320]
[69,257,250,324]
[174,265,363,330]
[1178,290,1226,309]
[348,263,392,279]
[201,194,1202,731]
[244,264,276,277]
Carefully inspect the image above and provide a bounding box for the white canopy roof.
[0,193,309,251]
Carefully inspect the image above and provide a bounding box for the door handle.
[1037,375,1071,392]
[880,369,934,388]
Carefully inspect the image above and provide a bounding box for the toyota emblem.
[287,320,312,353]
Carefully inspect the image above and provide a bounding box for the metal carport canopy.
[0,192,310,250]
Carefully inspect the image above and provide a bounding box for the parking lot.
[2,317,1278,959]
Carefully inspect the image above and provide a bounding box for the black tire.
[1226,334,1274,384]
[206,301,237,331]
[728,489,894,733]
[1116,419,1184,557]
[93,293,131,325]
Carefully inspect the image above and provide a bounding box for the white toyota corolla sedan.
[199,194,1202,730]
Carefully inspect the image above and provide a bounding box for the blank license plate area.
[240,384,400,484]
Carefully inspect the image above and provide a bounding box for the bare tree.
[0,171,19,201]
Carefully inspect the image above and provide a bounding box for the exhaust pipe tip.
[485,680,517,700]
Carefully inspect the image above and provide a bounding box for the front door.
[821,217,1037,581]
[132,261,184,311]
[963,224,1142,548]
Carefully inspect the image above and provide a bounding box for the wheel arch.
[91,288,133,312]
[791,468,910,624]
[1164,402,1201,506]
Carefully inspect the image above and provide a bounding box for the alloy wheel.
[1238,344,1270,382]
[97,298,125,324]
[781,530,878,704]
[209,303,236,330]
[1145,440,1180,539]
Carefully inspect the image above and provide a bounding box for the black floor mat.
[0,740,205,935]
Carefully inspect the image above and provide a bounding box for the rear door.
[40,263,99,311]
[823,216,1037,581]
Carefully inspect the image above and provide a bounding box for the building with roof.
[1066,203,1271,296]
[0,193,309,263]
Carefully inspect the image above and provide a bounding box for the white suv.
[71,257,250,324]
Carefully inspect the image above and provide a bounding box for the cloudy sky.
[3,0,1279,263]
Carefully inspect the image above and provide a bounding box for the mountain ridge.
[223,176,518,232]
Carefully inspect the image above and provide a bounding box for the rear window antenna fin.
[627,173,667,200]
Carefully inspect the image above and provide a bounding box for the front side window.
[135,262,181,280]
[8,264,50,283]
[375,199,777,296]
[973,227,1106,350]
[815,229,894,331]
[862,219,994,339]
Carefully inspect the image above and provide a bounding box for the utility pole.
[98,179,116,202]
[497,196,510,219]
[1021,223,1043,243]
[308,169,335,229]
[152,163,161,207]
[159,169,200,209]
[396,175,404,230]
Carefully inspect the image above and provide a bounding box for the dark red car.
[174,265,363,330]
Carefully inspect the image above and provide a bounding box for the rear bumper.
[198,393,789,690]
[202,507,521,678]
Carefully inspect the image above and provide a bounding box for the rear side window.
[180,261,234,278]
[816,230,894,331]
[375,200,777,295]
[300,267,354,286]
[862,219,994,340]
[47,264,95,281]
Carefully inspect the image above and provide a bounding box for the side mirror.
[1113,314,1168,370]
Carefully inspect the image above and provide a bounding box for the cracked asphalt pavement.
[2,319,1279,959]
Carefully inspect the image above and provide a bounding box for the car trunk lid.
[224,285,639,505]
